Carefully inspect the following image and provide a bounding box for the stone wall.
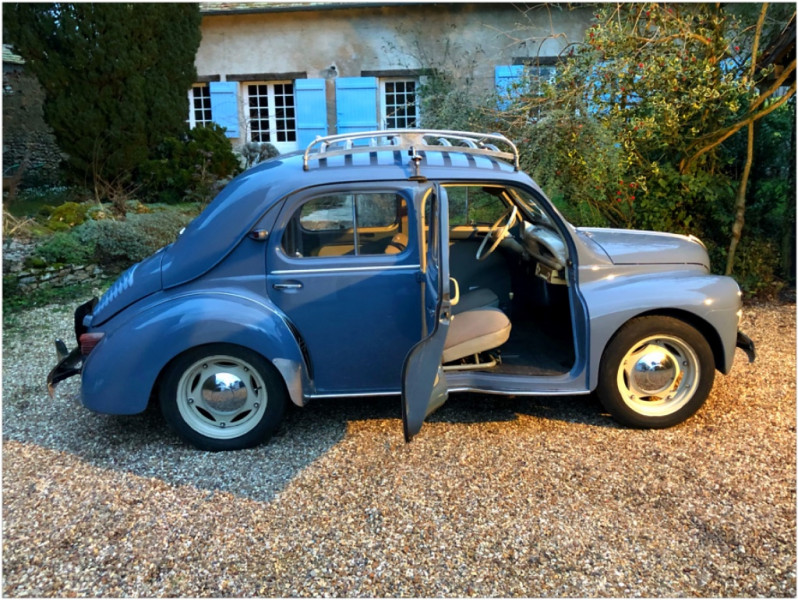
[3,240,105,294]
[3,64,63,188]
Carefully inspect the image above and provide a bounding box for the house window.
[381,79,418,129]
[188,85,213,128]
[246,82,296,145]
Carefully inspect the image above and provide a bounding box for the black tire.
[159,344,286,451]
[596,316,715,428]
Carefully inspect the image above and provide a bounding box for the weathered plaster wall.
[197,4,591,85]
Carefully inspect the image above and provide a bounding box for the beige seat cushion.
[443,308,511,363]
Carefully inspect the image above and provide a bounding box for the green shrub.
[141,123,242,205]
[28,203,198,271]
[33,231,94,265]
[710,236,784,298]
[39,201,92,231]
[75,210,193,267]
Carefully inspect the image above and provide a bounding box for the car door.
[402,183,451,442]
[267,183,421,395]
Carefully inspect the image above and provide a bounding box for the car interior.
[443,184,576,377]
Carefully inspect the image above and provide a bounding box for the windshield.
[507,187,556,229]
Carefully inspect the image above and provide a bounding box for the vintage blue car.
[48,130,755,450]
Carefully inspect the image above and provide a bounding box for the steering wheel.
[476,206,518,261]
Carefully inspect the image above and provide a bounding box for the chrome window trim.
[272,264,421,276]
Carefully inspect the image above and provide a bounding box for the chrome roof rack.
[302,129,520,172]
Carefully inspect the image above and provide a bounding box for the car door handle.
[273,282,303,290]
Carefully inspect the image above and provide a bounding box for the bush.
[39,201,92,231]
[141,123,242,205]
[29,206,194,270]
[240,142,279,169]
[33,230,94,265]
[74,210,194,267]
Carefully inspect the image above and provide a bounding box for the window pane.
[284,192,408,257]
[445,186,507,226]
[190,85,212,127]
[356,193,401,228]
[248,84,271,142]
[383,79,417,129]
[300,195,354,231]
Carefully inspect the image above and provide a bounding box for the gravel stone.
[2,301,795,597]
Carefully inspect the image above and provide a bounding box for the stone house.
[192,2,592,152]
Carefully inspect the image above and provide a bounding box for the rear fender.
[81,293,311,415]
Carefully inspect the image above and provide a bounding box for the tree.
[3,3,202,206]
[499,2,795,292]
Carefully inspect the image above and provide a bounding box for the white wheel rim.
[616,334,700,417]
[176,354,268,440]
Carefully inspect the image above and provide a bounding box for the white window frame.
[521,63,557,122]
[244,81,298,153]
[380,78,419,130]
[187,84,213,128]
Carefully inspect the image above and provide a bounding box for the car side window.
[282,192,409,257]
[446,186,508,227]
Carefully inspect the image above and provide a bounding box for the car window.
[282,192,409,257]
[446,186,508,226]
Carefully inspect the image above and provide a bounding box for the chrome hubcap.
[177,355,267,440]
[617,335,699,417]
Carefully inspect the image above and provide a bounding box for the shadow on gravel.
[5,388,615,504]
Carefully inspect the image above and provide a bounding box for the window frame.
[244,80,298,152]
[379,77,419,130]
[187,84,213,129]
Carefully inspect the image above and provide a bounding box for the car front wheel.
[596,316,715,428]
[160,344,286,451]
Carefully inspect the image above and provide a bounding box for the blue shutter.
[335,77,378,135]
[495,65,525,110]
[295,78,328,148]
[209,81,240,138]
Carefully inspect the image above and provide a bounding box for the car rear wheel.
[596,316,715,428]
[160,344,286,451]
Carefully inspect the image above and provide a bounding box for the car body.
[48,130,755,450]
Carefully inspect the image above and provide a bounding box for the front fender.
[81,292,310,415]
[580,269,742,388]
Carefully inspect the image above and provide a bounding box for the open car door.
[402,184,451,442]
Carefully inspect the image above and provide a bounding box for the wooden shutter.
[495,65,525,110]
[335,77,378,135]
[295,78,328,148]
[209,81,240,138]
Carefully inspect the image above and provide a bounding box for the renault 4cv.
[47,130,755,450]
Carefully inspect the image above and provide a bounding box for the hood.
[90,250,165,326]
[578,228,710,269]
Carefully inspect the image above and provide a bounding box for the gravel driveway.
[2,300,795,597]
